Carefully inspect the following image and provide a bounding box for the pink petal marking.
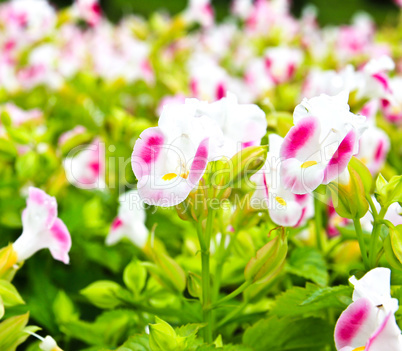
[132,127,165,179]
[294,207,307,227]
[334,298,372,349]
[323,130,356,184]
[242,140,257,148]
[190,79,198,97]
[374,140,385,162]
[189,138,209,184]
[372,73,391,93]
[111,217,123,231]
[263,173,269,199]
[281,116,319,159]
[216,83,226,100]
[29,187,48,205]
[49,218,72,264]
[28,187,57,227]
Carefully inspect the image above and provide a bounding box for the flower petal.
[365,313,402,351]
[132,127,165,179]
[322,130,356,184]
[280,158,324,194]
[280,116,321,160]
[48,218,71,264]
[334,298,377,350]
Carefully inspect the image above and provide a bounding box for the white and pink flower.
[334,268,402,351]
[132,101,224,207]
[250,134,313,227]
[280,92,367,194]
[183,0,214,28]
[106,190,148,248]
[195,91,267,158]
[264,47,303,84]
[13,187,71,264]
[356,101,390,175]
[73,0,102,26]
[63,138,106,190]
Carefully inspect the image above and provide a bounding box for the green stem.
[368,206,387,268]
[211,281,251,309]
[217,301,247,328]
[201,209,215,343]
[314,197,324,252]
[353,218,370,270]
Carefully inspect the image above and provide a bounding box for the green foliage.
[270,284,352,318]
[243,315,334,351]
[286,247,328,286]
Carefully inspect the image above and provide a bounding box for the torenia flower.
[381,77,402,124]
[106,190,148,248]
[183,0,214,27]
[280,91,367,194]
[73,0,102,26]
[356,55,395,101]
[250,134,313,227]
[264,47,303,84]
[356,101,390,175]
[132,101,224,207]
[195,92,267,158]
[63,138,106,190]
[13,187,71,264]
[189,53,228,101]
[334,268,402,351]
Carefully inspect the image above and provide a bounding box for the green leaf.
[286,247,329,286]
[80,281,124,309]
[53,290,79,325]
[62,310,137,347]
[123,260,147,296]
[375,174,402,208]
[243,315,333,351]
[270,283,352,318]
[384,225,402,270]
[116,334,150,351]
[0,313,30,351]
[0,280,25,307]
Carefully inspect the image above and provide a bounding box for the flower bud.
[187,272,202,299]
[230,146,268,188]
[328,167,369,219]
[244,227,288,284]
[149,317,186,351]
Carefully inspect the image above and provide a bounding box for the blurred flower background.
[0,0,401,350]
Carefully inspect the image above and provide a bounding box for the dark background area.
[0,0,399,25]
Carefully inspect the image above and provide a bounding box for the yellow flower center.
[352,347,365,351]
[301,160,318,168]
[162,171,189,181]
[162,173,177,181]
[275,196,287,206]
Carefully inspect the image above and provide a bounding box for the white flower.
[106,190,148,248]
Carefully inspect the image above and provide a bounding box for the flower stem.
[314,197,324,251]
[200,209,215,343]
[353,218,370,270]
[368,206,387,268]
[211,281,251,309]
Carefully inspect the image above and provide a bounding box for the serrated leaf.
[243,315,333,351]
[116,334,150,351]
[270,283,352,318]
[287,247,328,286]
